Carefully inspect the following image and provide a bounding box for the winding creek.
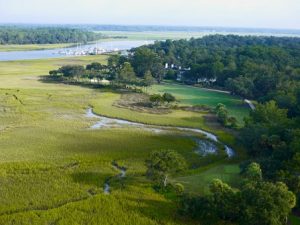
[104,162,127,195]
[86,108,235,194]
[86,108,234,157]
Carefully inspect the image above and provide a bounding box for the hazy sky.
[0,0,299,29]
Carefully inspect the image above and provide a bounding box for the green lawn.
[291,215,300,225]
[175,164,240,195]
[149,83,250,124]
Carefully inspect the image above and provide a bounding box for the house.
[90,78,99,83]
[197,78,217,83]
[164,62,192,81]
[176,74,183,81]
[121,50,129,57]
[99,79,110,85]
[175,68,191,81]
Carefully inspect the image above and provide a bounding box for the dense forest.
[130,35,300,224]
[0,27,104,44]
[133,35,300,103]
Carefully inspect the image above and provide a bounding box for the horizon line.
[1,23,300,32]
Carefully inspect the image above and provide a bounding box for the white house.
[90,78,99,83]
[99,79,110,85]
[197,78,217,83]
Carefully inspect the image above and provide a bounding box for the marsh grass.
[0,43,76,52]
[0,56,239,224]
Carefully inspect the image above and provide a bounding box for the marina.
[0,40,154,61]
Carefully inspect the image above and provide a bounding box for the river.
[0,40,153,61]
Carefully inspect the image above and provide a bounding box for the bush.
[173,183,185,195]
[162,93,176,103]
[149,94,164,106]
[165,70,177,80]
[149,93,176,106]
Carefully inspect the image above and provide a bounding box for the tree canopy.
[180,177,296,225]
[145,150,187,187]
[0,27,103,44]
[132,35,300,103]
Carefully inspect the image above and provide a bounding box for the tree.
[240,100,291,158]
[108,54,127,69]
[179,179,296,225]
[132,47,157,76]
[58,65,85,78]
[131,47,164,82]
[49,70,58,76]
[225,76,254,98]
[215,103,229,125]
[209,179,241,221]
[241,162,262,182]
[173,183,185,195]
[215,103,238,128]
[227,116,238,128]
[247,100,289,126]
[0,27,102,44]
[162,93,176,103]
[131,35,300,103]
[165,70,177,80]
[145,150,187,187]
[149,94,164,106]
[240,181,296,225]
[151,62,165,83]
[86,62,103,71]
[118,62,136,83]
[143,70,154,86]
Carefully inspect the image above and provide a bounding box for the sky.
[0,0,300,30]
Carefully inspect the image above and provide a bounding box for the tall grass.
[0,56,239,224]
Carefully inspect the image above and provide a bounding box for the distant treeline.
[84,25,300,34]
[2,24,300,35]
[0,27,104,44]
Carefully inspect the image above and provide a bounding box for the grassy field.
[149,83,250,124]
[101,31,208,40]
[0,55,241,224]
[175,164,240,194]
[101,31,300,40]
[291,215,300,225]
[0,55,108,77]
[0,43,78,52]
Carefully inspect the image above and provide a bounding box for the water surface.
[86,108,235,157]
[0,40,153,61]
